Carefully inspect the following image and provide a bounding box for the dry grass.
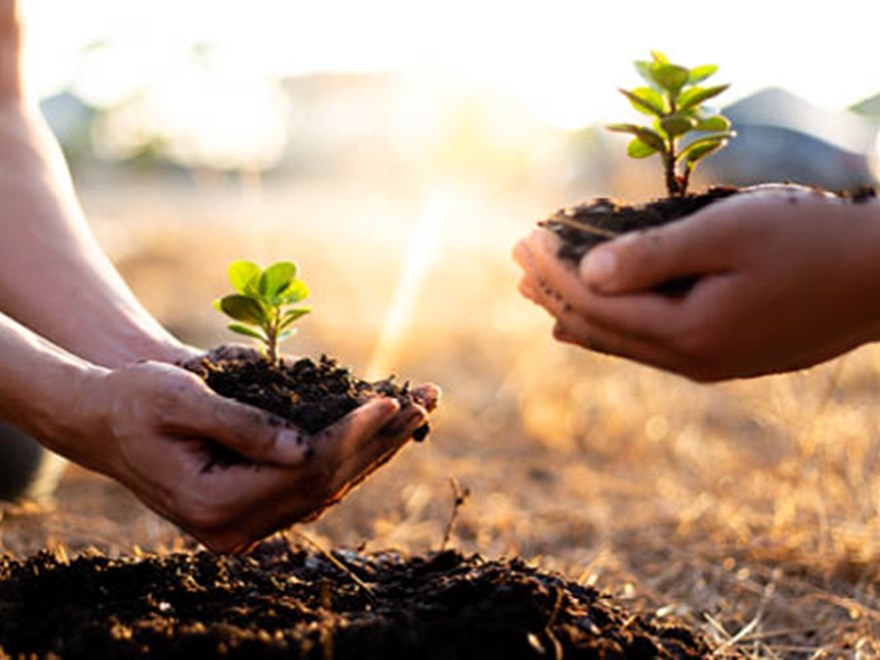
[3,173,880,657]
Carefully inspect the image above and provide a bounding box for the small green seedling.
[215,260,311,366]
[608,50,735,197]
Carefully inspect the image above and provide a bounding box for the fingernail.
[580,249,616,285]
[275,428,309,464]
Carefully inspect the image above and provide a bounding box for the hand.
[72,360,438,553]
[514,185,880,382]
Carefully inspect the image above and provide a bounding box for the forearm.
[0,97,188,368]
[0,309,108,468]
[0,4,187,368]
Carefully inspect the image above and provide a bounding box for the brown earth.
[0,537,710,659]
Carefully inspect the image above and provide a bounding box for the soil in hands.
[184,351,430,461]
[0,538,711,659]
[541,187,739,265]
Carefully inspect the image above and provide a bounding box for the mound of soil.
[0,539,710,658]
[184,351,430,452]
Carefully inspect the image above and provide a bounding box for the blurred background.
[7,0,880,653]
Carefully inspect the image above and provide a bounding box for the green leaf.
[695,114,731,132]
[227,260,262,295]
[678,84,730,111]
[677,132,735,162]
[634,60,658,89]
[682,140,727,163]
[607,123,667,152]
[627,137,658,158]
[217,294,268,325]
[280,279,310,304]
[619,87,666,116]
[660,113,697,137]
[649,63,690,96]
[278,329,297,341]
[689,64,718,85]
[650,50,670,64]
[227,323,268,342]
[259,261,297,299]
[280,307,311,330]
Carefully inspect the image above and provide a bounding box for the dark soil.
[183,351,430,463]
[0,539,711,659]
[541,187,739,265]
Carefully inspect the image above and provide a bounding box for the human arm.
[514,185,880,382]
[0,0,188,368]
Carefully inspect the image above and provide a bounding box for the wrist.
[8,356,112,471]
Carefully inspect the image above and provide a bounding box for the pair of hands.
[515,185,880,382]
[75,346,437,554]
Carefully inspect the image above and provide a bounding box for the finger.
[326,404,428,502]
[164,370,312,466]
[310,397,402,462]
[525,231,684,342]
[551,313,684,375]
[512,236,538,272]
[578,212,736,295]
[518,274,542,303]
[411,383,441,412]
[378,401,429,440]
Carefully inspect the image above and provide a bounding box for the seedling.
[214,260,310,366]
[608,50,735,197]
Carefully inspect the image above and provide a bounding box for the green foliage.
[608,51,735,197]
[214,259,311,366]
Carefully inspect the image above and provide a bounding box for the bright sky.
[21,0,880,130]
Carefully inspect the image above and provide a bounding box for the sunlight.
[364,189,453,380]
[23,0,880,137]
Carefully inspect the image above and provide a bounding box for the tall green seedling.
[215,260,311,366]
[608,50,735,197]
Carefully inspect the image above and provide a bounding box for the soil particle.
[0,539,711,658]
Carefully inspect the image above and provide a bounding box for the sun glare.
[23,0,880,138]
[365,189,454,381]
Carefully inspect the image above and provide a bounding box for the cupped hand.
[514,185,880,382]
[76,360,439,553]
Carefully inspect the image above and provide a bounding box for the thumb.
[181,384,313,467]
[579,214,730,294]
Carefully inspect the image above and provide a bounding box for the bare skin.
[0,1,439,552]
[514,185,880,382]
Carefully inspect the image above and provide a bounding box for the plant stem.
[664,148,679,197]
[664,96,685,197]
[266,306,280,366]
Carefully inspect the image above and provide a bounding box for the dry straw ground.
[3,176,880,657]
